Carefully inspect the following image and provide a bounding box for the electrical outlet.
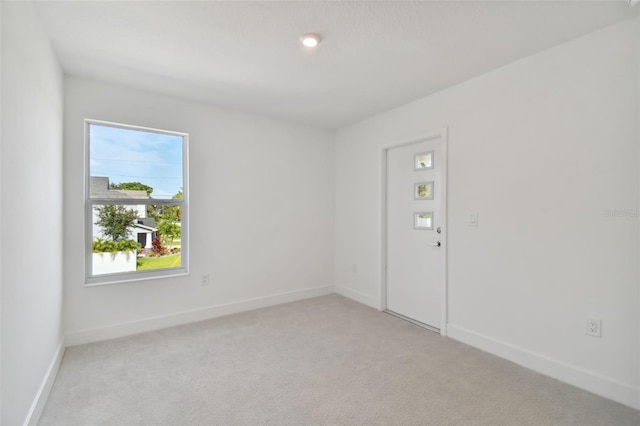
[201,274,210,286]
[586,318,601,337]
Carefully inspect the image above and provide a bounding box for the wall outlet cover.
[586,318,601,337]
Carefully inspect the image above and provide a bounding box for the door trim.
[380,127,449,336]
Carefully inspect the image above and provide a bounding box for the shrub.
[93,238,141,253]
[150,235,168,257]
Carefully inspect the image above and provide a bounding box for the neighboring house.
[90,176,157,250]
[135,217,158,250]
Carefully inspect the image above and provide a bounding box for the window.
[414,151,434,170]
[414,212,434,230]
[85,120,188,285]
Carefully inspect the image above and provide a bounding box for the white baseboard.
[447,324,640,410]
[334,285,379,309]
[66,285,334,346]
[24,339,65,426]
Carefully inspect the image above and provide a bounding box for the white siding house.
[90,176,157,249]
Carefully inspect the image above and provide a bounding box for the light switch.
[469,212,478,227]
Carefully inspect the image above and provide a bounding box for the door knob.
[429,241,441,247]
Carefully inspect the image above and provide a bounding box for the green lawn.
[137,254,181,270]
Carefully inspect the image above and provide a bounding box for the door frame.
[380,127,449,336]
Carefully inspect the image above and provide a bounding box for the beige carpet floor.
[40,294,639,425]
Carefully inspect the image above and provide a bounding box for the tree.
[165,191,182,220]
[149,189,182,222]
[110,182,153,197]
[95,205,139,242]
[158,218,181,248]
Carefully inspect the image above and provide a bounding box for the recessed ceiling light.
[301,33,321,48]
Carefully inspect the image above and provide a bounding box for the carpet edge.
[65,285,334,346]
[448,323,640,411]
[23,339,66,426]
[334,285,380,309]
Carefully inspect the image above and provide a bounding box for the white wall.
[334,18,639,408]
[1,2,65,425]
[64,77,334,344]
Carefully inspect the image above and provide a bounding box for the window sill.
[85,268,189,287]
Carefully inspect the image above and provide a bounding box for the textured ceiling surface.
[35,1,638,129]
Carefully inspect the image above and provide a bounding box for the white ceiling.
[35,1,638,129]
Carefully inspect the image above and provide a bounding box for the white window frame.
[84,119,189,286]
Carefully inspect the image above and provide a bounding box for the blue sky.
[89,124,183,199]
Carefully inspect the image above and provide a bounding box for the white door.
[385,136,446,331]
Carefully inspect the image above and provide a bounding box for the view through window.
[86,120,188,283]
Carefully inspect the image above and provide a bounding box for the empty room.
[2,0,640,425]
